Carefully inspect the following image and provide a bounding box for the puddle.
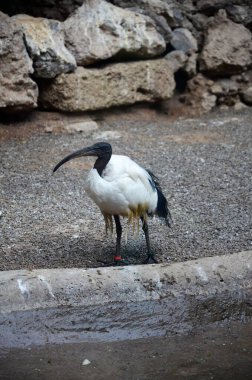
[0,321,251,380]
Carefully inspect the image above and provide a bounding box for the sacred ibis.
[53,142,171,264]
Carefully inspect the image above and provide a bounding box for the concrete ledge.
[0,251,252,348]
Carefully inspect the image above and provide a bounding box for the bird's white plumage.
[85,155,158,218]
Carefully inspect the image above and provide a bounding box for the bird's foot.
[143,254,158,264]
[97,256,129,267]
[113,256,129,266]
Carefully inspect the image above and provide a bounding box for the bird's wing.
[102,155,158,214]
[103,155,155,192]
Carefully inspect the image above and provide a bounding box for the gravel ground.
[0,107,251,270]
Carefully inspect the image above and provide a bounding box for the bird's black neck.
[94,153,111,176]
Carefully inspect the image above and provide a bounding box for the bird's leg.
[98,215,128,266]
[113,215,128,265]
[141,216,158,264]
[114,215,122,260]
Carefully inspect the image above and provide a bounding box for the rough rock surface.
[111,0,185,28]
[0,12,38,113]
[185,12,208,51]
[197,0,251,16]
[63,0,166,66]
[184,52,198,77]
[39,59,175,111]
[199,11,252,77]
[165,50,187,73]
[242,87,252,105]
[165,50,197,78]
[0,1,252,115]
[13,14,76,78]
[176,69,252,113]
[180,74,217,114]
[122,7,173,44]
[170,28,198,53]
[211,79,238,106]
[226,4,252,28]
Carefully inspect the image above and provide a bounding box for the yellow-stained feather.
[103,203,148,239]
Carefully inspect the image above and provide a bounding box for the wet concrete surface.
[0,321,251,380]
[1,252,251,349]
[0,107,252,269]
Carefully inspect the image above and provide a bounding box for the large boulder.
[63,0,166,66]
[39,59,175,112]
[199,11,252,77]
[0,12,38,113]
[13,14,76,78]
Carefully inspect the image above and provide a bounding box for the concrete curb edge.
[0,250,251,348]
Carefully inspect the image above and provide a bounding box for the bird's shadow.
[20,232,160,270]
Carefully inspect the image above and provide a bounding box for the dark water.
[0,321,251,380]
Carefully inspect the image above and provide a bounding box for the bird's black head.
[53,142,112,173]
[89,142,112,157]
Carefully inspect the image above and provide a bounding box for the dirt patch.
[164,131,225,144]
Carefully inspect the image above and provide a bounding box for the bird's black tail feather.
[147,170,172,227]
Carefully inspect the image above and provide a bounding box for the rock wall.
[0,0,252,115]
[0,12,38,113]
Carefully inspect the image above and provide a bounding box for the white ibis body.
[53,142,171,264]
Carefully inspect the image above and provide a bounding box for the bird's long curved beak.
[53,145,97,173]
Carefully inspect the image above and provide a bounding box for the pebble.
[64,121,98,134]
[82,359,91,366]
[94,130,121,140]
